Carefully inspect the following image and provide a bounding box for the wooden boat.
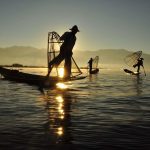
[0,67,59,87]
[0,32,86,87]
[123,68,140,76]
[90,68,99,74]
[0,67,86,87]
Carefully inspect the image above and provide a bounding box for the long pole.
[142,66,146,76]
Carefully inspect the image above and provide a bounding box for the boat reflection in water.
[43,83,73,149]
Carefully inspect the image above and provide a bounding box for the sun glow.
[58,68,64,78]
[56,83,67,89]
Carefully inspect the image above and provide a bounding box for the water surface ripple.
[0,69,150,150]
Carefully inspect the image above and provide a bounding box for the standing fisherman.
[88,58,93,74]
[133,58,144,73]
[47,25,79,78]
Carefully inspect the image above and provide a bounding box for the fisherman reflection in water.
[47,25,80,78]
[133,57,144,73]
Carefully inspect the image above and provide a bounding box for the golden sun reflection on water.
[57,127,63,136]
[56,96,64,103]
[56,83,67,89]
[43,91,71,139]
[56,96,65,120]
[55,95,65,136]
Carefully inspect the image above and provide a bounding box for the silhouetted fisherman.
[88,58,93,74]
[133,58,144,73]
[47,25,79,78]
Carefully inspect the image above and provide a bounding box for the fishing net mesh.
[92,56,99,70]
[124,51,142,67]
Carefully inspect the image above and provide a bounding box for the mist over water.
[0,68,150,150]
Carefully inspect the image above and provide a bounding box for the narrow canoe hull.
[90,68,99,74]
[124,69,140,75]
[0,67,86,87]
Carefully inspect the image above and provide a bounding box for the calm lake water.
[0,68,150,150]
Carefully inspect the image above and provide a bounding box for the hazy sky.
[0,0,150,54]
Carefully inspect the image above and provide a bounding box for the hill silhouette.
[0,46,46,66]
[0,46,150,69]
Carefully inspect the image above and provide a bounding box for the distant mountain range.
[0,46,150,69]
[0,46,46,66]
